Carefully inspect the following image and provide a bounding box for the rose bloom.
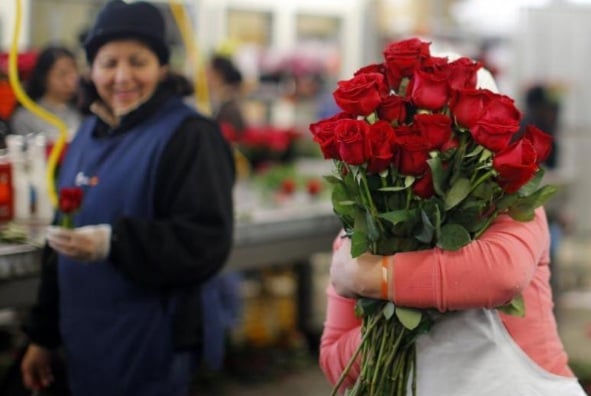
[447,57,481,90]
[383,37,431,88]
[410,68,450,110]
[334,119,370,165]
[413,113,452,149]
[309,112,353,160]
[366,120,396,173]
[333,72,386,116]
[492,140,538,193]
[523,125,553,164]
[393,125,431,176]
[59,187,84,214]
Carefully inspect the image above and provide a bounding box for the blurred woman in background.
[9,45,82,141]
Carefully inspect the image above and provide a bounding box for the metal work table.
[0,208,341,309]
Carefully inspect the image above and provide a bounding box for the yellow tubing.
[8,0,67,208]
[168,0,211,115]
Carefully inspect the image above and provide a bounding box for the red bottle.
[0,154,14,222]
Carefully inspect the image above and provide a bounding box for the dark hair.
[210,56,243,87]
[25,46,76,101]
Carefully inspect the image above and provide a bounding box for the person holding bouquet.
[19,1,235,395]
[311,38,586,396]
[322,207,585,395]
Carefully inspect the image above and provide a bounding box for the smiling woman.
[19,1,236,396]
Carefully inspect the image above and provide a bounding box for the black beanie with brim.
[84,0,170,65]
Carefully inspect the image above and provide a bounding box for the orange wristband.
[381,256,390,300]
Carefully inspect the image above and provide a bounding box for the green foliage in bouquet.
[309,37,557,396]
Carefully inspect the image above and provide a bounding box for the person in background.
[206,55,247,140]
[10,45,82,141]
[19,1,235,395]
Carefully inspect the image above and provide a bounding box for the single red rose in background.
[59,187,83,214]
[280,178,296,195]
[306,179,323,196]
[59,186,84,228]
[493,140,538,193]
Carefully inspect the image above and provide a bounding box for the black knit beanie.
[84,0,169,65]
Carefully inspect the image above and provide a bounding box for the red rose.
[410,69,450,110]
[413,113,452,149]
[366,120,396,173]
[523,125,553,164]
[309,112,353,160]
[421,55,449,73]
[335,119,370,165]
[413,169,435,198]
[280,178,296,195]
[306,179,323,196]
[393,125,431,176]
[59,187,84,214]
[377,94,407,124]
[492,140,538,193]
[471,93,521,152]
[447,57,481,90]
[450,89,490,129]
[354,63,386,76]
[333,72,386,115]
[383,37,431,88]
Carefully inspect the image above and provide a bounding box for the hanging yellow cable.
[8,0,66,208]
[168,0,211,115]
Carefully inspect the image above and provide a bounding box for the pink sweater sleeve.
[393,208,549,311]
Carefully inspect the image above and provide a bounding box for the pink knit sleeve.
[319,285,362,388]
[393,208,550,311]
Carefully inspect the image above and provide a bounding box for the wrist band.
[381,256,392,300]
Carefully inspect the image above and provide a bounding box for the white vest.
[411,309,585,396]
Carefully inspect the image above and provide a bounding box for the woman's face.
[90,39,167,115]
[45,56,79,103]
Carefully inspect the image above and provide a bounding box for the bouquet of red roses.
[309,37,557,396]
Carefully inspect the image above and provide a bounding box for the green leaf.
[427,157,448,197]
[497,294,525,317]
[465,145,484,158]
[378,209,414,225]
[444,177,472,210]
[395,307,422,330]
[323,175,342,185]
[414,210,435,243]
[437,223,472,250]
[517,169,544,197]
[351,232,368,258]
[378,175,414,192]
[383,302,395,320]
[365,211,381,243]
[355,297,384,317]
